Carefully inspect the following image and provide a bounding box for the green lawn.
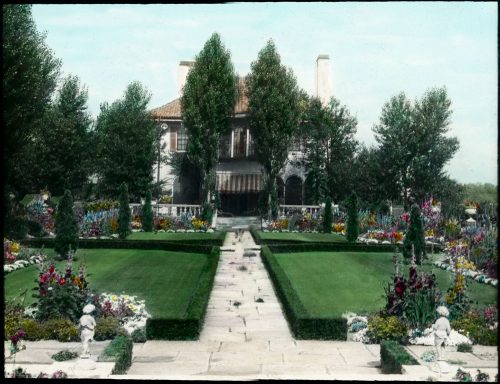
[5,248,210,318]
[274,252,497,317]
[127,231,226,242]
[259,231,347,242]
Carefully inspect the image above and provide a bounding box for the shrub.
[26,219,47,237]
[142,190,153,232]
[201,202,213,224]
[368,314,408,343]
[54,190,79,259]
[100,335,133,374]
[118,183,131,239]
[402,204,426,264]
[41,318,79,342]
[346,192,359,242]
[20,318,47,340]
[131,328,147,343]
[6,216,29,240]
[380,340,418,374]
[52,350,78,361]
[457,343,473,353]
[450,311,496,346]
[94,316,126,341]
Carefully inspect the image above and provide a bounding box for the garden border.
[380,340,419,374]
[260,245,347,340]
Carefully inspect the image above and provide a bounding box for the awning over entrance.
[217,173,263,193]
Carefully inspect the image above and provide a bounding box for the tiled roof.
[150,76,248,120]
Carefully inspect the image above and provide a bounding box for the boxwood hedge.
[380,340,419,374]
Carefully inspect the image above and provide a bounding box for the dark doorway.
[285,176,303,205]
[220,193,259,216]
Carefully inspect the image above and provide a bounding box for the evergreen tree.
[118,183,131,239]
[54,189,79,259]
[142,190,153,232]
[181,32,237,215]
[323,196,333,233]
[247,40,301,219]
[403,204,426,265]
[346,192,359,243]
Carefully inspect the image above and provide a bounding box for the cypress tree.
[54,189,79,259]
[346,192,359,242]
[118,182,131,239]
[323,196,333,233]
[142,190,153,232]
[403,203,426,264]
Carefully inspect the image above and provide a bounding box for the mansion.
[150,55,332,215]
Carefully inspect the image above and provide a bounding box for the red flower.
[48,264,55,275]
[394,277,406,297]
[59,278,65,286]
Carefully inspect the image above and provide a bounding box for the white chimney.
[177,60,195,97]
[315,55,331,106]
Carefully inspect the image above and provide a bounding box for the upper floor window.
[169,125,187,152]
[233,127,246,158]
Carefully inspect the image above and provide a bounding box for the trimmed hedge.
[100,335,133,374]
[21,238,216,254]
[249,225,262,244]
[145,246,220,340]
[260,245,347,340]
[380,340,419,374]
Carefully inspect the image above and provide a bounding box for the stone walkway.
[4,230,498,380]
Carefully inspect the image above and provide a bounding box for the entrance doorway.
[220,193,259,216]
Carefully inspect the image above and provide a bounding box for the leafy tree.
[403,204,426,265]
[351,145,387,209]
[247,40,301,219]
[346,192,359,242]
[434,176,465,220]
[166,152,201,204]
[54,189,79,259]
[301,97,358,203]
[373,88,459,210]
[323,196,333,233]
[21,75,93,197]
[463,183,497,205]
[118,183,131,239]
[181,32,237,216]
[142,190,153,232]
[95,82,157,200]
[3,4,61,204]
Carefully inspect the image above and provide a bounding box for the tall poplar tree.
[246,40,301,219]
[54,189,79,259]
[181,32,237,220]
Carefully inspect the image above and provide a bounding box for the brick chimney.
[315,55,331,106]
[177,60,195,97]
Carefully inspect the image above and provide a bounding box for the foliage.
[351,145,386,208]
[3,4,61,200]
[373,88,459,209]
[181,32,237,206]
[94,316,126,341]
[445,270,472,321]
[84,199,119,212]
[166,151,201,204]
[367,314,408,343]
[52,350,78,361]
[5,216,29,240]
[346,193,359,242]
[380,340,418,374]
[95,81,157,200]
[34,257,89,323]
[451,310,497,346]
[323,196,333,233]
[131,328,147,343]
[54,190,79,259]
[463,183,497,205]
[21,75,93,198]
[402,204,426,264]
[301,96,359,202]
[454,368,473,382]
[247,40,301,218]
[42,318,79,342]
[142,190,153,232]
[100,335,133,374]
[457,343,473,352]
[118,183,131,239]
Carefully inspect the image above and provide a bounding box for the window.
[289,136,302,152]
[169,128,177,151]
[233,127,246,157]
[219,133,231,158]
[177,125,187,151]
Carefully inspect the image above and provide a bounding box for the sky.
[32,2,497,185]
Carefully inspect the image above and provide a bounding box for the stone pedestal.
[73,357,97,371]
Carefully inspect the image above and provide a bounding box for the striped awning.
[217,173,263,193]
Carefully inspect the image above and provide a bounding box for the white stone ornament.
[79,304,96,358]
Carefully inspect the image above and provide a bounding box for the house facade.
[150,55,332,215]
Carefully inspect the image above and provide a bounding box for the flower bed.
[4,239,45,274]
[97,293,151,335]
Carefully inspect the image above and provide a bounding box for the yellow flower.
[11,242,20,253]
